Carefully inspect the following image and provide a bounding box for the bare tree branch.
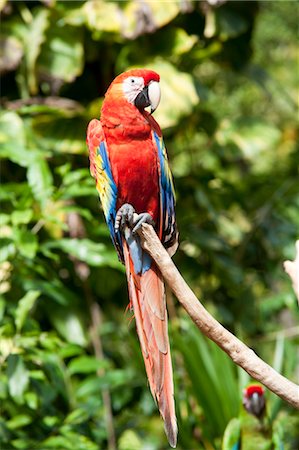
[137,224,299,410]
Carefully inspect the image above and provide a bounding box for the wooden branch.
[137,224,299,410]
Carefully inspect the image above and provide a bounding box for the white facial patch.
[123,76,145,104]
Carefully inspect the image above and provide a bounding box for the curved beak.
[134,81,161,114]
[148,81,161,114]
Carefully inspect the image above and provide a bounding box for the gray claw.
[132,213,155,234]
[115,203,135,232]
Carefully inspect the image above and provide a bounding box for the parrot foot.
[115,203,135,232]
[132,213,155,234]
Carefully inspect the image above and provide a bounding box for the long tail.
[123,233,177,448]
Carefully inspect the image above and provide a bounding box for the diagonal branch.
[137,223,299,409]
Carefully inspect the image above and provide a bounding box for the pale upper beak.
[148,81,161,114]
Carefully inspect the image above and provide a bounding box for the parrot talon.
[115,203,135,232]
[132,213,155,234]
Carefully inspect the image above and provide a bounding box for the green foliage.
[1,1,298,449]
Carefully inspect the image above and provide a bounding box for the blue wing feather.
[153,131,178,255]
[97,141,123,260]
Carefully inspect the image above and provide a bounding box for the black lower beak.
[134,86,150,110]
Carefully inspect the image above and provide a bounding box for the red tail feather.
[123,239,177,447]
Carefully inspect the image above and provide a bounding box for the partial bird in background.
[86,69,178,447]
[222,384,284,450]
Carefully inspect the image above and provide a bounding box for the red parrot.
[86,69,178,447]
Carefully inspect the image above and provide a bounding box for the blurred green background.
[0,1,298,449]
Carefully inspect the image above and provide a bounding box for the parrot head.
[242,384,266,420]
[104,69,161,114]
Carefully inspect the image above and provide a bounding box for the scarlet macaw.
[87,69,178,447]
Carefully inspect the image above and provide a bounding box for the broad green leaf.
[24,8,50,94]
[169,28,198,56]
[83,0,121,34]
[83,0,179,37]
[23,278,77,306]
[32,116,87,154]
[145,1,179,28]
[14,229,38,259]
[0,112,29,165]
[146,61,199,128]
[6,414,32,430]
[24,391,39,410]
[11,210,33,226]
[48,308,88,346]
[68,355,108,375]
[42,415,60,427]
[41,435,74,449]
[26,156,53,205]
[121,1,180,38]
[75,375,101,399]
[43,431,98,450]
[0,242,15,262]
[118,429,142,450]
[38,21,84,83]
[43,238,120,269]
[7,355,29,403]
[64,407,90,424]
[15,290,41,332]
[58,343,82,359]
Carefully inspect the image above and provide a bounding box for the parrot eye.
[130,78,135,83]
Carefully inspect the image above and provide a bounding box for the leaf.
[48,307,88,347]
[32,115,87,154]
[83,0,121,34]
[68,356,109,375]
[0,112,29,166]
[82,0,179,38]
[121,0,180,38]
[23,278,77,306]
[24,391,39,410]
[24,8,50,94]
[42,431,98,450]
[7,355,29,403]
[118,430,142,450]
[0,242,16,262]
[15,290,41,332]
[43,238,121,269]
[26,156,53,206]
[14,229,38,259]
[6,414,32,430]
[146,60,199,128]
[75,375,101,399]
[11,209,33,226]
[64,407,90,424]
[38,20,84,83]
